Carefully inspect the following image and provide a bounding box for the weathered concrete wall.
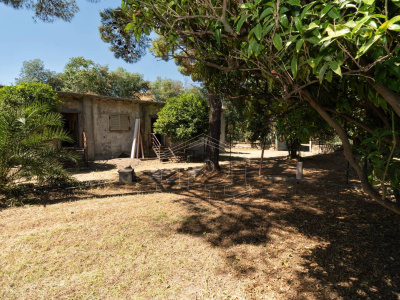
[59,91,227,161]
[59,92,163,160]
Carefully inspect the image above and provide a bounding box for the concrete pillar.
[220,108,226,146]
[82,98,95,160]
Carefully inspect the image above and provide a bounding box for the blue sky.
[0,0,192,86]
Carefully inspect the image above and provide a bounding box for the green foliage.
[0,82,62,111]
[361,125,400,199]
[15,59,63,90]
[108,67,150,98]
[277,104,333,158]
[15,58,156,100]
[0,84,77,206]
[150,77,183,102]
[110,0,400,210]
[154,92,209,142]
[225,100,247,142]
[99,8,151,64]
[61,57,110,95]
[0,0,78,22]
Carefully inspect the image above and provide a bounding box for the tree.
[0,82,62,111]
[0,0,79,22]
[116,0,400,214]
[0,83,76,206]
[153,92,209,142]
[99,8,231,170]
[276,104,333,159]
[99,8,151,64]
[150,77,183,102]
[108,67,150,98]
[14,58,154,99]
[60,56,110,95]
[15,59,64,90]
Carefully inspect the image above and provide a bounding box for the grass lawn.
[1,152,399,299]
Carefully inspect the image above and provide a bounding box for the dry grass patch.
[0,193,254,299]
[1,152,400,299]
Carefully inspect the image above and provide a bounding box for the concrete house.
[58,91,164,160]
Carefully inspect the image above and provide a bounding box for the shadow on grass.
[67,161,117,175]
[3,151,399,298]
[173,152,400,299]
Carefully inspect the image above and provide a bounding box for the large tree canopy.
[150,77,183,102]
[15,57,152,99]
[107,0,400,214]
[99,8,151,63]
[0,0,80,22]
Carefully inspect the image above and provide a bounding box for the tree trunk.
[206,93,222,171]
[370,81,400,118]
[259,135,267,176]
[301,90,400,215]
[287,138,300,159]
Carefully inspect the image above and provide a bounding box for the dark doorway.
[61,113,79,147]
[151,117,164,146]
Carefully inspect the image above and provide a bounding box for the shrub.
[0,84,76,206]
[154,92,209,142]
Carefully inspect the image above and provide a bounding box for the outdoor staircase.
[151,133,227,162]
[151,133,179,162]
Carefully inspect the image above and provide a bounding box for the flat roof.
[57,91,164,106]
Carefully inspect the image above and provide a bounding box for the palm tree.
[0,101,77,204]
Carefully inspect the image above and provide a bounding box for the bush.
[154,92,209,142]
[0,84,76,207]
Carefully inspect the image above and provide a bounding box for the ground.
[1,149,399,299]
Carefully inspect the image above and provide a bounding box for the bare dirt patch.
[1,150,399,299]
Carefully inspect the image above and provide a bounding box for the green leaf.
[239,3,254,9]
[291,56,298,78]
[345,20,357,28]
[326,70,333,82]
[301,1,316,20]
[362,0,375,5]
[285,34,299,48]
[253,23,263,40]
[328,7,340,19]
[319,63,329,83]
[356,35,382,58]
[260,7,274,20]
[371,14,387,19]
[125,22,135,32]
[263,23,275,35]
[320,4,333,18]
[389,24,400,31]
[236,14,251,33]
[143,26,150,35]
[389,15,400,24]
[307,21,320,31]
[376,20,390,35]
[321,27,350,42]
[352,16,370,36]
[329,61,342,77]
[248,38,261,56]
[279,14,289,28]
[287,0,301,7]
[388,24,400,32]
[306,36,320,45]
[296,39,304,52]
[294,17,303,33]
[215,28,221,44]
[273,34,283,50]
